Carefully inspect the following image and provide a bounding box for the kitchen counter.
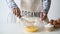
[0,23,60,34]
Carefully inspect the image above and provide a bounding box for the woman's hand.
[12,7,22,18]
[40,11,47,21]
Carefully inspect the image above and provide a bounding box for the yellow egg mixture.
[25,26,39,32]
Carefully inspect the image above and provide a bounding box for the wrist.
[12,7,19,10]
[41,10,47,14]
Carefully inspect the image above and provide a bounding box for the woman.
[6,0,51,23]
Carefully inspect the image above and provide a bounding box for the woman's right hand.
[12,7,22,18]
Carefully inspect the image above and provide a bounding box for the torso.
[21,0,42,12]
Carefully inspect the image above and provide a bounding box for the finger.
[16,8,19,17]
[41,14,47,20]
[19,15,22,18]
[17,9,21,18]
[13,9,16,15]
[42,16,47,20]
[17,9,20,17]
[40,12,43,18]
[17,12,20,17]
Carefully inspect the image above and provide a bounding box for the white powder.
[45,23,54,28]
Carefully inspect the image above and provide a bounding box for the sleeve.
[6,0,18,9]
[42,0,51,14]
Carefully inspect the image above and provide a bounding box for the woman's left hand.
[40,11,47,21]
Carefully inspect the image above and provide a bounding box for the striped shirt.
[6,0,51,14]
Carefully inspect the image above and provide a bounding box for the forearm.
[6,0,18,9]
[6,0,21,18]
[42,0,51,14]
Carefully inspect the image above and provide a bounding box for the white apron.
[19,0,48,23]
[20,0,44,23]
[20,0,42,17]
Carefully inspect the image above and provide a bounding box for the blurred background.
[0,0,60,33]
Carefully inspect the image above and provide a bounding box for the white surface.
[0,23,60,34]
[0,0,60,34]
